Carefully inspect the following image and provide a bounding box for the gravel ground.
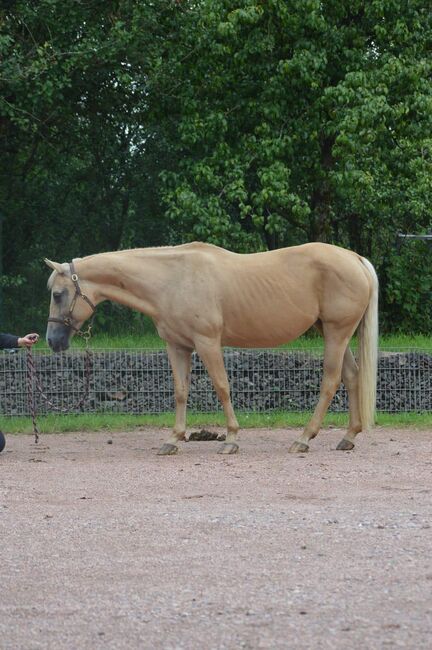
[1,426,431,650]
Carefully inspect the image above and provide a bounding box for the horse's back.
[155,242,372,348]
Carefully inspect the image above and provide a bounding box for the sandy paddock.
[1,426,431,649]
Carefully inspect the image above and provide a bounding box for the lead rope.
[26,349,40,444]
[26,325,94,444]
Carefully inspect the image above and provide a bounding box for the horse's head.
[45,259,97,352]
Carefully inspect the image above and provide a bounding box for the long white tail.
[358,257,379,430]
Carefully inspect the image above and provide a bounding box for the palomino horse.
[45,242,378,455]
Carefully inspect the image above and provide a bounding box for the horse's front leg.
[195,337,240,454]
[157,343,192,456]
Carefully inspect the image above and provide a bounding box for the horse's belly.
[221,315,313,348]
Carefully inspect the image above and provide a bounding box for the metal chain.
[26,335,93,443]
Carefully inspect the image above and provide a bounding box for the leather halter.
[47,261,96,333]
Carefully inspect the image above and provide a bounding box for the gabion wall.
[0,348,431,416]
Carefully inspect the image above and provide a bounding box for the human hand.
[18,333,40,348]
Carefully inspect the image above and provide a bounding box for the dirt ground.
[1,426,431,650]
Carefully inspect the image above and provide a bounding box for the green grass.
[35,332,432,351]
[378,333,432,350]
[38,333,167,350]
[3,411,431,435]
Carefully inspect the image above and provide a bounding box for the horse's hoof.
[288,441,309,453]
[157,443,178,456]
[217,443,239,455]
[0,430,5,453]
[336,438,355,451]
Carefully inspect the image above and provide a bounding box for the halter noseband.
[48,261,96,333]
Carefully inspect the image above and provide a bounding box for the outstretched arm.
[0,332,39,349]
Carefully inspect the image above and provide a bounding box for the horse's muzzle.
[46,324,71,352]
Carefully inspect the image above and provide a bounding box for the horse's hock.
[0,348,431,416]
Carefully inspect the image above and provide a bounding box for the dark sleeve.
[0,333,20,349]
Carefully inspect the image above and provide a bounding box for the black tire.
[0,430,5,453]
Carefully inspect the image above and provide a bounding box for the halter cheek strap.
[68,261,97,315]
[48,261,97,333]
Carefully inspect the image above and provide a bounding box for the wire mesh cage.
[0,347,431,416]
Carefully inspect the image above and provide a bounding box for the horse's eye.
[53,292,62,304]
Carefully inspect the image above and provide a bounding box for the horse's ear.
[44,258,65,274]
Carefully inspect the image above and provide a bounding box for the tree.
[156,0,432,330]
[1,1,431,332]
[0,0,175,331]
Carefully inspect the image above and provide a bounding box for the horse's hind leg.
[195,337,240,454]
[158,343,192,456]
[336,347,362,451]
[289,328,350,453]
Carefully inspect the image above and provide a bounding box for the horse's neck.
[80,251,169,318]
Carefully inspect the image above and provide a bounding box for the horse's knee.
[322,381,341,402]
[343,373,358,392]
[214,383,230,404]
[175,389,188,406]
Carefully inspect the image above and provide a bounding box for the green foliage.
[158,0,432,253]
[385,240,432,333]
[0,274,25,288]
[0,0,431,333]
[0,0,175,331]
